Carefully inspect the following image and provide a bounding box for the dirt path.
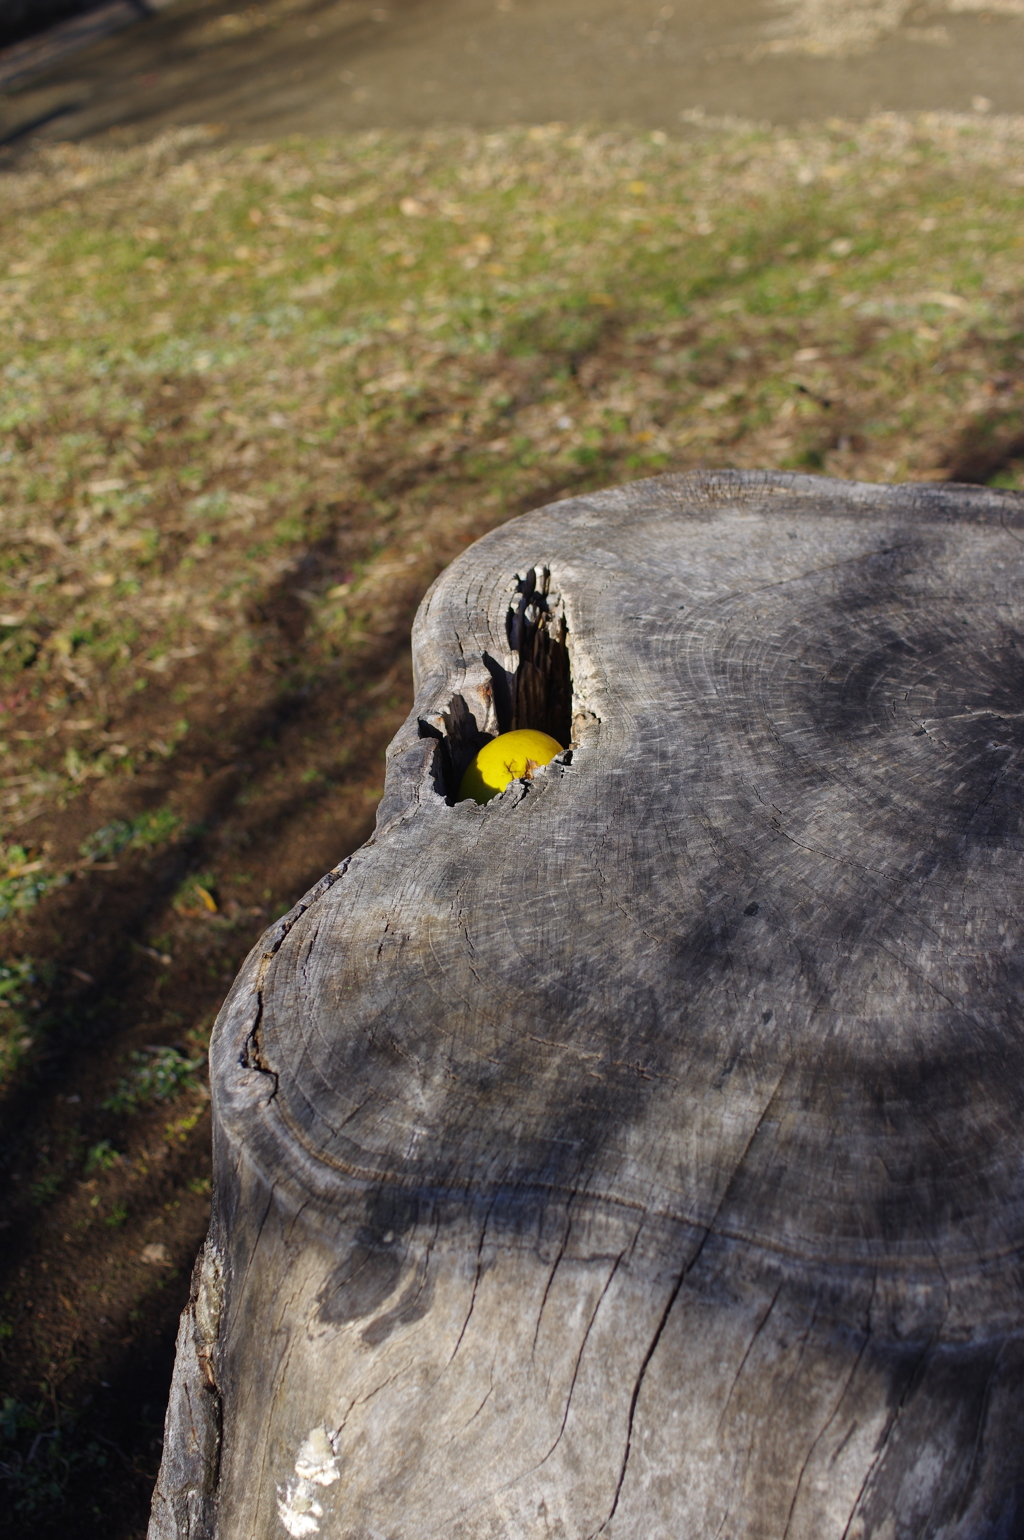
[1,0,1022,152]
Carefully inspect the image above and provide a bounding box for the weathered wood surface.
[151,470,1024,1540]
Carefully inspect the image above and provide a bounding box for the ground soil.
[0,572,426,1535]
[1,0,1023,154]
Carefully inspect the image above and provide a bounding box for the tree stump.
[150,470,1024,1540]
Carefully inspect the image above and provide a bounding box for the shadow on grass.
[2,259,1022,1531]
[945,404,1024,486]
[0,591,418,1537]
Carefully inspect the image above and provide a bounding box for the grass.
[0,954,37,1083]
[0,111,1023,1540]
[101,1046,204,1115]
[77,807,179,863]
[82,1139,119,1174]
[0,849,67,921]
[1,114,1023,859]
[0,1395,112,1521]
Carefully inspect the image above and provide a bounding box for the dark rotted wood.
[151,470,1024,1540]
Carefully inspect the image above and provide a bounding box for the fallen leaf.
[921,291,969,312]
[4,859,44,878]
[363,370,410,395]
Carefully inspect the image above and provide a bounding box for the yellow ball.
[458,728,564,805]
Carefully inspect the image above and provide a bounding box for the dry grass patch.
[2,114,1023,842]
[0,109,1023,1536]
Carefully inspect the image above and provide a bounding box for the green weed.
[0,957,33,1005]
[0,848,67,921]
[29,1171,62,1206]
[78,807,180,863]
[102,1046,204,1115]
[83,1140,120,1174]
[0,957,36,1084]
[172,873,218,915]
[0,1398,109,1517]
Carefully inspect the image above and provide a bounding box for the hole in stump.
[426,566,576,802]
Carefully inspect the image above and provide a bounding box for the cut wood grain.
[151,470,1024,1540]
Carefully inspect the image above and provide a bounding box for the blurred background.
[1,0,1023,143]
[1,2,1022,1535]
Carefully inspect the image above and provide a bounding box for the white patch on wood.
[294,1427,340,1486]
[277,1427,340,1536]
[276,1489,322,1539]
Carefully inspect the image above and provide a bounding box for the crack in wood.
[779,1273,877,1540]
